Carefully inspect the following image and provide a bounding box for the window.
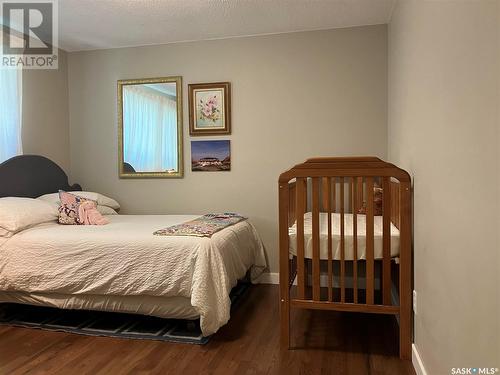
[0,69,22,163]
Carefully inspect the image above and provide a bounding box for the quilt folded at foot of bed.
[153,213,247,237]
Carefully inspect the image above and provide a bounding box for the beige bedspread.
[0,215,267,336]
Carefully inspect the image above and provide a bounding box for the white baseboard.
[412,344,428,375]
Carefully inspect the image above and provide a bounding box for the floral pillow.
[58,191,96,225]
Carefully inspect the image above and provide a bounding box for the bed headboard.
[0,155,82,198]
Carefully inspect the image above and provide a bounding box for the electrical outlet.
[413,290,417,314]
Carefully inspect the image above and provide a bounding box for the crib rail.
[278,157,412,360]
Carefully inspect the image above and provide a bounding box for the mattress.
[0,215,267,336]
[288,212,400,260]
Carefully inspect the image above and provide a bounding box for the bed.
[0,155,267,336]
[278,157,412,359]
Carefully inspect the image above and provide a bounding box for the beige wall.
[67,26,388,272]
[22,49,70,172]
[498,3,500,347]
[389,0,499,373]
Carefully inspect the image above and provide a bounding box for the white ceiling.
[59,0,395,52]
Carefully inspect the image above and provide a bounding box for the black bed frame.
[0,155,82,198]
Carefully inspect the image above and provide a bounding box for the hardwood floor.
[0,285,415,375]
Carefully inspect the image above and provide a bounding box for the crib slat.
[356,177,363,210]
[321,177,328,211]
[340,177,345,303]
[366,177,375,305]
[348,178,353,212]
[352,177,358,304]
[382,177,392,305]
[332,177,337,213]
[312,177,321,301]
[296,177,306,300]
[326,177,333,302]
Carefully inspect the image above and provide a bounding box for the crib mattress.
[288,212,400,261]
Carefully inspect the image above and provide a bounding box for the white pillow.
[0,197,58,233]
[69,191,120,210]
[38,191,120,211]
[97,206,118,215]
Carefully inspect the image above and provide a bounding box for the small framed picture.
[188,82,231,136]
[191,140,230,172]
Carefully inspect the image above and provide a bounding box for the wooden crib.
[278,157,412,359]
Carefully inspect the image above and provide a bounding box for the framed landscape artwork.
[191,140,230,172]
[188,82,231,136]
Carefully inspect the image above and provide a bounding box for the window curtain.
[123,86,177,172]
[0,69,22,163]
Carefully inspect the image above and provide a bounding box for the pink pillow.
[58,191,107,225]
[78,201,109,225]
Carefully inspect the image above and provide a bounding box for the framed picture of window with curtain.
[188,82,231,136]
[118,76,183,178]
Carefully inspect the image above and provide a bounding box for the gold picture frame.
[188,82,231,136]
[117,76,183,178]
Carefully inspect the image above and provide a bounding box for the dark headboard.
[0,155,82,198]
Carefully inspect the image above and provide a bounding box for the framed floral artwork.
[188,82,231,135]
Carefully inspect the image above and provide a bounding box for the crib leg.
[399,309,411,360]
[280,297,290,348]
[278,181,290,349]
[399,278,412,360]
[399,271,412,360]
[279,268,290,349]
[399,181,412,360]
[399,275,412,359]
